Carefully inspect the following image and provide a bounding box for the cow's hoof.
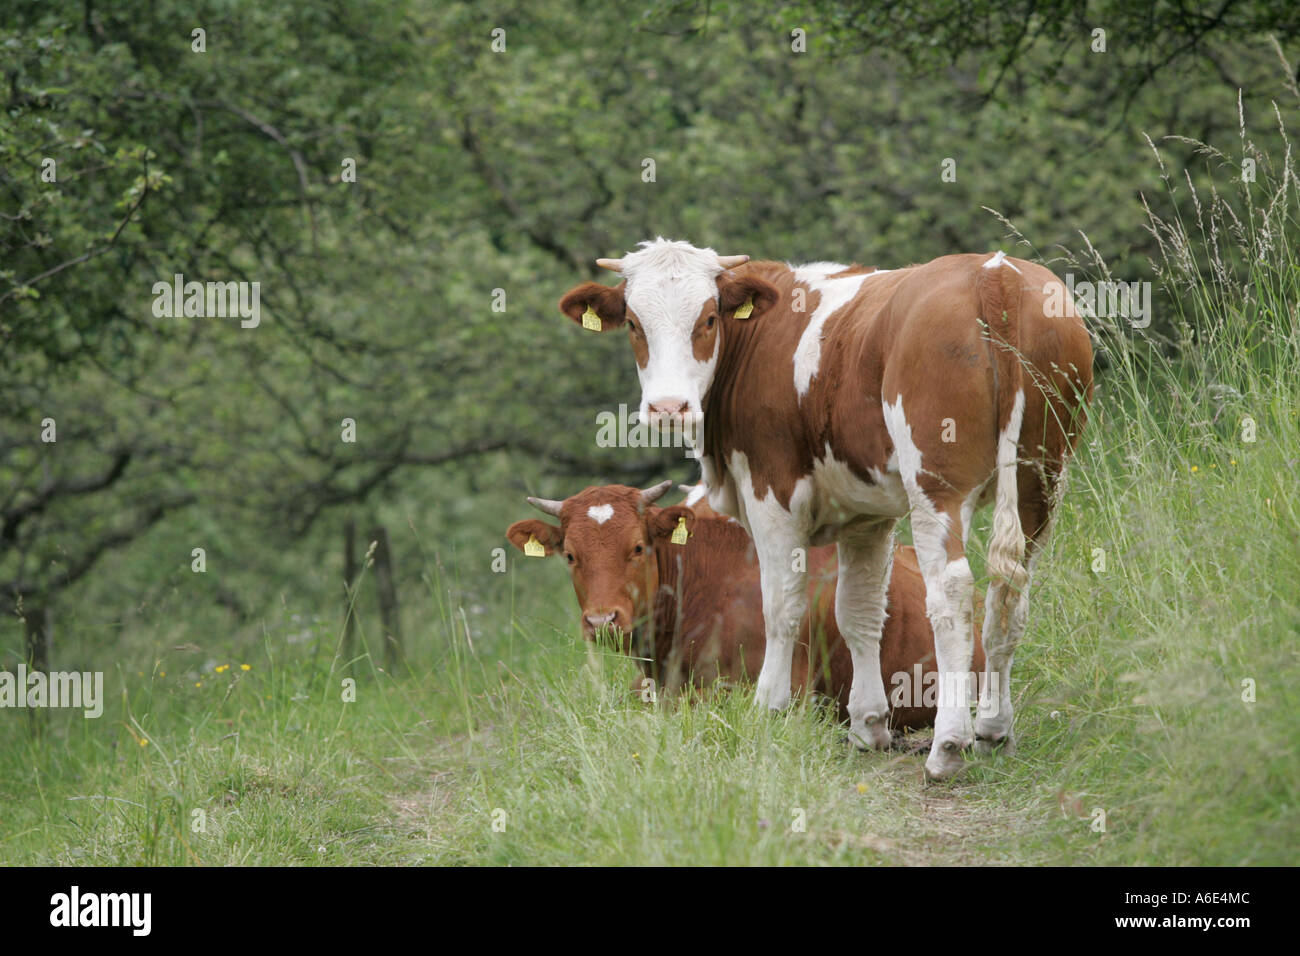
[753,687,791,711]
[973,732,1016,756]
[923,738,967,782]
[848,716,892,751]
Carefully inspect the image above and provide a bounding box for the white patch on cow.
[728,450,814,711]
[683,483,708,508]
[987,389,1027,588]
[618,239,728,427]
[791,263,877,398]
[586,503,615,525]
[808,443,909,540]
[983,250,1021,274]
[882,395,930,508]
[698,453,739,519]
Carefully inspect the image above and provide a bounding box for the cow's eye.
[632,544,644,556]
[565,552,575,565]
[706,314,716,328]
[627,320,639,335]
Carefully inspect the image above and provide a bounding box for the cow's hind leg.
[885,396,979,780]
[909,493,977,781]
[975,460,1058,754]
[835,518,898,751]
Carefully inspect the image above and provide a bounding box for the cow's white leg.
[730,456,812,712]
[974,390,1035,756]
[975,526,1045,753]
[835,519,897,750]
[910,503,976,780]
[751,518,808,710]
[974,579,1028,753]
[885,395,976,780]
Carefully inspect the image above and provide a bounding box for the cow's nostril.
[584,611,617,629]
[649,399,688,418]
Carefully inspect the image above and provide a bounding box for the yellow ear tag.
[581,306,602,331]
[524,535,546,557]
[670,516,690,545]
[733,297,754,319]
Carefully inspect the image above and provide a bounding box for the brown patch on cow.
[690,299,720,362]
[626,304,649,368]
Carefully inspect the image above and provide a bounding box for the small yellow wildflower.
[240,664,251,671]
[1231,459,1238,466]
[215,664,228,673]
[1191,466,1199,473]
[856,783,868,794]
[139,738,149,747]
[195,681,203,688]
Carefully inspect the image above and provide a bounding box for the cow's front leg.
[835,519,898,751]
[751,518,809,712]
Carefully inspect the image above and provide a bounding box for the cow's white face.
[621,241,726,433]
[560,238,775,447]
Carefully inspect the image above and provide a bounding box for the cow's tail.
[978,252,1029,593]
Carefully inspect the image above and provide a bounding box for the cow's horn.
[526,496,564,517]
[717,254,750,269]
[595,257,624,273]
[640,479,674,505]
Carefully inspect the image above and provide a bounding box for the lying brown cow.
[506,480,985,730]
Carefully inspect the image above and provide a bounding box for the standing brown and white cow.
[505,480,981,730]
[559,240,1092,780]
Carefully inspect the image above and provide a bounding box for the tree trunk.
[24,603,51,671]
[369,525,403,670]
[342,518,358,674]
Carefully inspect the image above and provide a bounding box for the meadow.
[2,123,1296,867]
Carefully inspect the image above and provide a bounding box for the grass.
[2,116,1298,866]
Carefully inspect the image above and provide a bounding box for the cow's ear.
[506,519,563,556]
[647,505,694,542]
[559,281,626,330]
[718,273,779,321]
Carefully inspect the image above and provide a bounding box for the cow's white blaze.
[619,239,728,429]
[586,503,614,525]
